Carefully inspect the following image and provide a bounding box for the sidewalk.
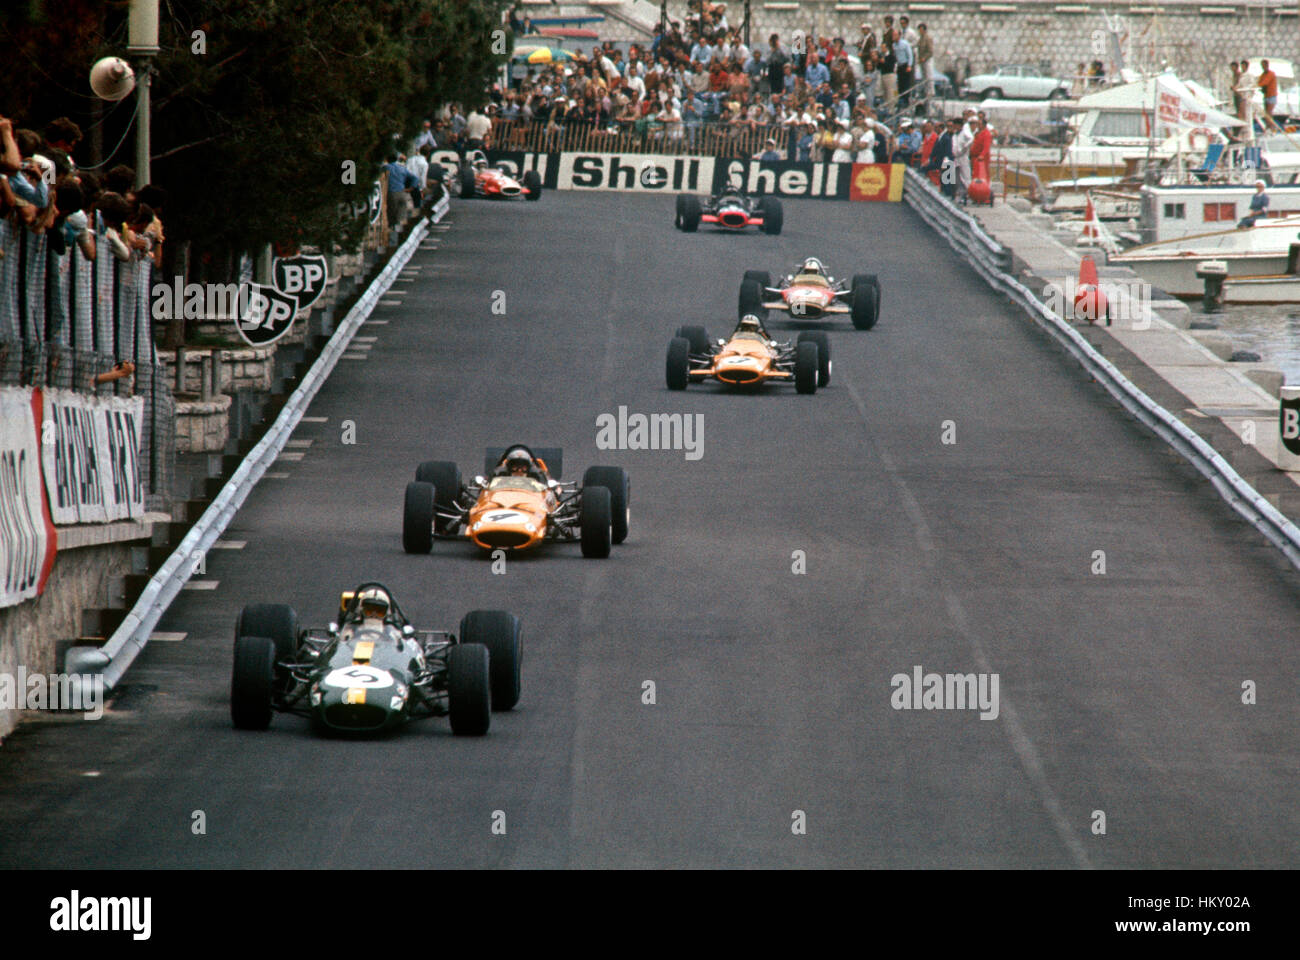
[967,199,1300,514]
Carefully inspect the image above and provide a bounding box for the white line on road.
[211,540,245,549]
[299,416,328,423]
[182,580,219,591]
[150,632,187,642]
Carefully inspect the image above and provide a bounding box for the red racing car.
[738,257,880,330]
[458,150,542,201]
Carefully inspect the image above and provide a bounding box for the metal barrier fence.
[491,117,868,158]
[902,167,1300,572]
[0,219,174,510]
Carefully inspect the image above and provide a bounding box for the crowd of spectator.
[479,7,956,163]
[0,113,165,268]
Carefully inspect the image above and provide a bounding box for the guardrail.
[64,194,449,688]
[903,167,1300,572]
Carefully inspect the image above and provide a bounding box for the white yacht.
[1108,215,1300,297]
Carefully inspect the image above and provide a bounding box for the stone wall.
[159,346,276,396]
[0,539,138,740]
[548,1,1298,91]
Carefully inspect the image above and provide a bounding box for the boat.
[1109,215,1300,297]
[1194,244,1300,305]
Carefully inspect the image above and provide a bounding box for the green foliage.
[3,0,509,264]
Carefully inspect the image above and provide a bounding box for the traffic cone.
[1073,255,1108,324]
[1081,195,1101,240]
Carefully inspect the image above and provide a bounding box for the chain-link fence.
[0,219,174,511]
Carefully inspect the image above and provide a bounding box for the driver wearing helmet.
[733,313,773,341]
[493,446,547,483]
[792,257,831,286]
[356,587,391,624]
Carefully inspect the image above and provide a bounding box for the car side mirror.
[328,622,338,635]
[402,625,415,637]
[474,475,486,486]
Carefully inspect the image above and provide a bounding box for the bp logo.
[235,283,299,347]
[1281,393,1300,455]
[273,253,329,312]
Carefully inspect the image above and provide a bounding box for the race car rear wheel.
[231,635,276,730]
[459,168,476,198]
[403,481,435,554]
[523,170,542,201]
[236,603,299,693]
[583,466,630,544]
[679,194,701,232]
[675,325,711,356]
[850,274,879,330]
[666,337,691,390]
[460,610,522,711]
[415,460,461,531]
[580,485,613,558]
[738,276,769,321]
[759,197,783,235]
[447,643,491,735]
[794,341,819,394]
[798,331,832,386]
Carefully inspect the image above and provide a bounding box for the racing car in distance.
[403,445,629,559]
[666,316,829,394]
[458,150,542,201]
[739,257,880,330]
[675,185,783,234]
[230,583,522,736]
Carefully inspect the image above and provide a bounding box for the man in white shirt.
[953,110,976,203]
[464,107,492,151]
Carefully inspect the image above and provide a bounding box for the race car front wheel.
[797,331,832,387]
[759,197,783,235]
[403,481,435,554]
[231,635,276,731]
[794,341,819,395]
[460,610,522,711]
[583,466,630,544]
[678,194,701,232]
[850,274,879,330]
[523,170,542,201]
[676,325,711,356]
[448,644,491,735]
[580,485,613,558]
[459,168,476,198]
[666,337,691,391]
[236,603,299,693]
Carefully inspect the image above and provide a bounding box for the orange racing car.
[403,446,629,558]
[665,316,830,394]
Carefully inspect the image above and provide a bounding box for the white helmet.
[357,588,391,621]
[738,315,763,333]
[800,257,826,276]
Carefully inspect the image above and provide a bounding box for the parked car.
[961,65,1070,100]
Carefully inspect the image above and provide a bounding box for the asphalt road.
[1,191,1297,869]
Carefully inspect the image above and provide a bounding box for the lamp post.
[127,0,160,188]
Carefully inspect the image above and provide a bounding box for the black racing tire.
[459,168,477,198]
[580,484,612,558]
[523,169,542,200]
[759,196,783,234]
[797,331,832,386]
[415,460,461,531]
[583,466,630,544]
[675,325,711,356]
[739,278,768,321]
[743,269,772,290]
[666,336,691,390]
[447,643,491,735]
[675,193,686,228]
[679,194,701,232]
[851,274,879,330]
[236,602,298,692]
[403,481,435,554]
[459,610,522,711]
[794,341,819,394]
[231,635,275,730]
